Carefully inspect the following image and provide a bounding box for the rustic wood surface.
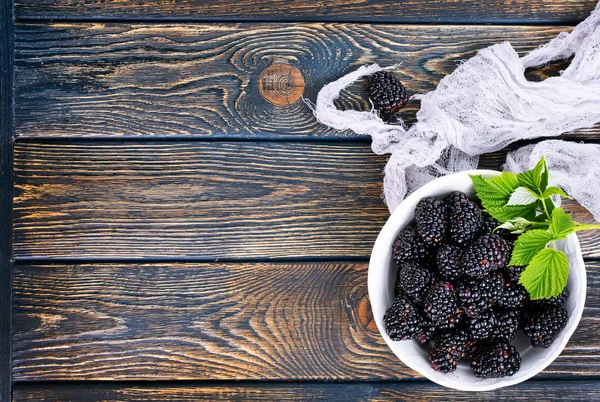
[0,0,13,399]
[12,380,600,401]
[9,0,600,399]
[14,23,600,139]
[12,142,389,260]
[12,142,600,260]
[14,0,598,24]
[11,261,600,381]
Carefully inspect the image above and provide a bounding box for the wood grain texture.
[14,23,600,139]
[13,142,388,260]
[14,0,598,24]
[12,262,404,381]
[12,380,600,401]
[12,261,600,381]
[0,0,13,398]
[13,142,600,260]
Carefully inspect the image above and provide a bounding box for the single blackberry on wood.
[522,305,568,348]
[415,197,447,245]
[466,310,496,340]
[471,340,521,378]
[445,191,483,245]
[457,273,503,318]
[429,330,468,373]
[497,283,529,309]
[368,71,408,117]
[435,244,463,282]
[384,295,433,342]
[493,310,520,341]
[396,261,433,305]
[423,282,461,329]
[392,224,433,264]
[461,235,513,278]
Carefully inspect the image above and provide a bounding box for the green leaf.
[542,186,571,199]
[517,157,546,192]
[488,172,521,197]
[543,198,556,216]
[549,208,576,240]
[510,230,553,266]
[519,248,569,299]
[540,157,549,191]
[506,187,539,206]
[470,173,520,210]
[486,203,538,223]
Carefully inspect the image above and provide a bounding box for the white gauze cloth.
[309,2,600,217]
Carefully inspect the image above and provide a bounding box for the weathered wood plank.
[12,262,405,381]
[14,0,598,24]
[12,261,600,381]
[13,142,600,260]
[0,0,13,398]
[12,380,600,401]
[13,142,388,259]
[15,23,600,139]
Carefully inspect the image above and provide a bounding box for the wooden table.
[1,1,599,400]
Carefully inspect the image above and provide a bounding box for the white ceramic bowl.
[368,170,586,391]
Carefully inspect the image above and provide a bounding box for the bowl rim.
[368,169,587,391]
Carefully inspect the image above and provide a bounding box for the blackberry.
[396,261,433,305]
[466,310,496,340]
[497,283,529,309]
[457,273,503,318]
[522,305,568,348]
[530,287,569,308]
[471,340,521,378]
[461,235,513,278]
[435,245,463,282]
[417,325,438,344]
[445,191,482,245]
[423,282,461,329]
[493,310,520,341]
[392,224,433,263]
[384,295,432,342]
[464,339,479,361]
[480,212,500,235]
[503,265,525,284]
[415,198,447,245]
[429,330,468,373]
[368,71,408,117]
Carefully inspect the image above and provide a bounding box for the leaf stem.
[574,223,600,232]
[541,198,552,221]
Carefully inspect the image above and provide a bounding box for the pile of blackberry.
[384,191,570,378]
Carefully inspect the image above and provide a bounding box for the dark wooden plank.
[12,262,406,381]
[14,0,598,24]
[12,380,600,401]
[14,23,600,139]
[12,261,600,381]
[13,142,388,260]
[13,142,600,260]
[0,0,13,398]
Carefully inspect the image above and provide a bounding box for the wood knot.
[258,63,305,106]
[357,295,378,332]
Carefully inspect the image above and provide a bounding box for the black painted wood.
[14,23,600,140]
[12,380,600,401]
[0,0,12,399]
[14,0,599,24]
